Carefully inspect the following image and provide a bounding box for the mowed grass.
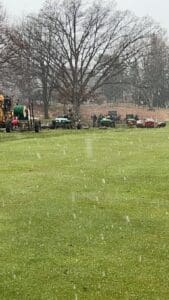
[1,127,169,299]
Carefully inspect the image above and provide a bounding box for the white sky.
[117,0,169,31]
[2,0,169,32]
[2,0,44,18]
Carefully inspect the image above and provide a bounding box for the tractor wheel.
[5,121,11,133]
[34,122,40,132]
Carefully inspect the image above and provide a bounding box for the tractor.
[0,94,40,133]
[0,94,13,131]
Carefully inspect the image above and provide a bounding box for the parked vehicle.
[136,119,145,128]
[126,118,136,127]
[100,116,115,127]
[136,118,166,128]
[0,93,40,132]
[157,121,166,128]
[144,118,156,128]
[0,94,13,130]
[10,104,40,132]
[50,116,72,129]
[108,111,121,123]
[126,114,138,127]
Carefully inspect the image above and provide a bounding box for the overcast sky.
[117,0,169,31]
[2,0,44,17]
[2,0,169,32]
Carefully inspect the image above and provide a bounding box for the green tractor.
[7,102,40,133]
[100,116,115,128]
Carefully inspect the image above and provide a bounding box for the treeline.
[102,33,169,109]
[0,0,169,117]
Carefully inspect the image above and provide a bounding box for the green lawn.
[1,127,169,299]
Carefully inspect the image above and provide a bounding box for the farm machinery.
[0,94,13,131]
[126,114,138,127]
[0,94,40,132]
[100,116,115,128]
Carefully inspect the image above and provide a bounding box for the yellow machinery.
[0,94,13,130]
[0,94,5,124]
[0,93,40,132]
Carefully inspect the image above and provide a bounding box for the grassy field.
[1,127,169,299]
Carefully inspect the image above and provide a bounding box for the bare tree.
[10,12,60,118]
[10,0,158,117]
[126,32,169,108]
[141,33,169,107]
[39,0,157,115]
[0,3,23,93]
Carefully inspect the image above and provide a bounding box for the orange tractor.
[0,94,13,131]
[0,94,40,132]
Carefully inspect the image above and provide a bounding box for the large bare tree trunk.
[43,101,49,119]
[43,85,49,118]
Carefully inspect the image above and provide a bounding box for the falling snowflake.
[100,233,104,240]
[102,271,106,277]
[95,196,99,202]
[36,152,41,159]
[85,138,93,159]
[125,215,130,223]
